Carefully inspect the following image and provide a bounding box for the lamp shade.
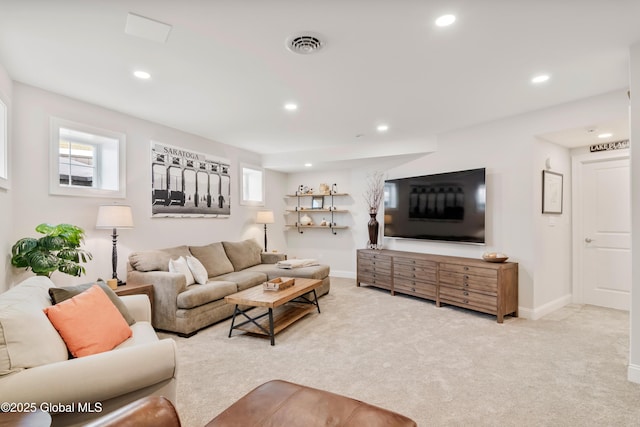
[256,210,274,224]
[96,205,134,229]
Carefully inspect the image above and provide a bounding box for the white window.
[0,96,8,189]
[240,163,264,206]
[50,118,126,198]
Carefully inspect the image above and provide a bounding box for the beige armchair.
[0,277,177,427]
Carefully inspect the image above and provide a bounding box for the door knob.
[585,237,594,243]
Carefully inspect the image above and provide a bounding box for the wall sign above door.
[589,139,629,153]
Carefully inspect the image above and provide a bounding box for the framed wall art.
[311,196,324,209]
[150,141,231,218]
[542,170,563,214]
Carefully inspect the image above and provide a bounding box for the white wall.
[533,139,572,313]
[287,90,628,316]
[0,64,12,288]
[629,41,640,383]
[5,83,287,290]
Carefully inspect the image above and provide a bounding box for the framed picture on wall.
[542,170,563,214]
[311,196,324,209]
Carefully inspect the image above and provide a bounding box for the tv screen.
[383,168,486,244]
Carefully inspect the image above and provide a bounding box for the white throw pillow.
[186,256,208,285]
[169,256,195,286]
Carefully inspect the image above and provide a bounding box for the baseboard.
[519,294,572,320]
[330,270,356,279]
[628,364,640,383]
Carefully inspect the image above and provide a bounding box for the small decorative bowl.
[482,252,509,263]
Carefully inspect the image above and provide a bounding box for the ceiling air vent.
[286,33,324,54]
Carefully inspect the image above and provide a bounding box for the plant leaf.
[27,252,59,276]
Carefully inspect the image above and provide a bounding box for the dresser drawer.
[438,271,497,293]
[394,257,436,269]
[440,286,498,311]
[439,263,497,279]
[357,272,391,290]
[358,259,392,274]
[394,264,436,282]
[394,279,436,300]
[359,252,392,263]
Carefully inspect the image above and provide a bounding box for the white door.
[574,151,631,310]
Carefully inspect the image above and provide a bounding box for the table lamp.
[256,210,274,252]
[96,205,134,285]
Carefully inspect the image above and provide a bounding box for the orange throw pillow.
[44,284,132,358]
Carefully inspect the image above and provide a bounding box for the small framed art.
[542,170,563,214]
[311,196,324,209]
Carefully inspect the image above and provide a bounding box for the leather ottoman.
[206,379,417,427]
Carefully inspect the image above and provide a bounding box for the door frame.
[571,148,630,304]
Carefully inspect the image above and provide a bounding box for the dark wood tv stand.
[356,249,518,323]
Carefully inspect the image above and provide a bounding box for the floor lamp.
[256,210,274,252]
[96,205,134,286]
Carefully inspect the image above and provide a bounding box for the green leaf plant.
[11,223,93,278]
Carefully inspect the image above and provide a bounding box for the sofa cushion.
[0,276,69,376]
[214,271,267,291]
[44,285,133,358]
[129,245,191,272]
[189,242,234,277]
[177,281,238,309]
[169,256,195,286]
[49,281,136,325]
[115,322,160,350]
[222,239,263,271]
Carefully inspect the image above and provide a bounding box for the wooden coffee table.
[225,277,322,345]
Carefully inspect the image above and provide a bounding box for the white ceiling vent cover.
[286,33,324,54]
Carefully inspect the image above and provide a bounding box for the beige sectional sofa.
[0,276,177,427]
[127,239,330,337]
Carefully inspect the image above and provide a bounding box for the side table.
[114,283,154,324]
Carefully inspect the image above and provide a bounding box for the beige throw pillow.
[0,277,69,376]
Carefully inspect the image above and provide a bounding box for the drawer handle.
[464,275,469,279]
[463,291,469,296]
[464,266,469,271]
[464,283,469,287]
[412,267,416,271]
[411,287,416,292]
[463,299,469,304]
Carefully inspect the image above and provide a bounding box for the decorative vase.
[367,212,379,249]
[300,214,312,226]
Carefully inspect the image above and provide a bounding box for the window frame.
[49,117,126,198]
[239,162,265,206]
[0,94,9,190]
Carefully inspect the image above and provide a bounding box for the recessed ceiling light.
[284,103,298,111]
[531,74,550,84]
[304,163,312,167]
[435,14,456,27]
[133,70,151,79]
[377,124,389,132]
[598,133,613,139]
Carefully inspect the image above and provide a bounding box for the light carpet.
[161,277,640,426]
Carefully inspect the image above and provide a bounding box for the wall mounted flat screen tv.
[383,168,486,244]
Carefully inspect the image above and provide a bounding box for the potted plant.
[11,223,93,277]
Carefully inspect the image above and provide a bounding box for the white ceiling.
[0,1,638,171]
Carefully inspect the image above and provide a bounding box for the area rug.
[162,277,640,426]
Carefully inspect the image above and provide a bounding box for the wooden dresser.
[357,249,518,323]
